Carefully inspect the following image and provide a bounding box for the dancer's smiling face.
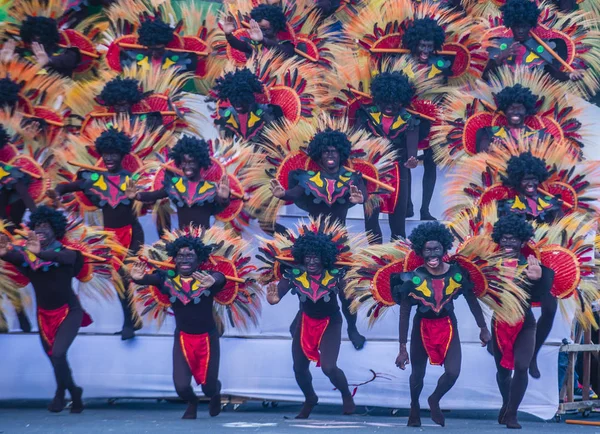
[304,253,324,275]
[422,240,445,273]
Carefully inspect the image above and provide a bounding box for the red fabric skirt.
[179,331,211,385]
[300,313,330,367]
[420,316,453,366]
[38,305,70,355]
[38,305,92,355]
[494,318,525,370]
[105,225,133,270]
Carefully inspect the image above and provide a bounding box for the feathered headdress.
[131,224,262,330]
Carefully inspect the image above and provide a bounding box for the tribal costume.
[102,0,216,81]
[209,51,323,142]
[0,206,125,413]
[67,66,197,135]
[130,226,261,419]
[449,207,599,428]
[480,0,600,99]
[259,217,368,418]
[244,112,395,238]
[246,113,396,349]
[432,66,586,168]
[137,135,248,235]
[344,0,490,86]
[329,55,442,234]
[2,0,101,78]
[216,0,345,67]
[53,117,171,340]
[347,221,525,427]
[445,136,600,224]
[0,113,60,331]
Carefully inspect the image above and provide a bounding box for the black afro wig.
[402,18,446,53]
[0,78,21,108]
[492,214,535,244]
[0,124,9,149]
[501,0,540,29]
[503,152,549,188]
[169,135,212,170]
[94,128,133,155]
[98,77,144,107]
[495,84,538,115]
[138,17,175,47]
[409,221,454,256]
[165,235,213,264]
[292,231,339,269]
[307,128,352,165]
[28,205,68,240]
[20,16,60,47]
[213,68,263,107]
[250,4,287,34]
[370,72,415,107]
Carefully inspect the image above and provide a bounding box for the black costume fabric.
[132,271,225,403]
[215,104,283,141]
[55,175,143,331]
[0,244,83,396]
[225,33,295,59]
[498,194,563,224]
[137,174,230,229]
[277,271,352,405]
[392,264,487,418]
[355,106,420,240]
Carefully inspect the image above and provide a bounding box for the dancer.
[431,66,585,167]
[475,84,547,153]
[499,152,562,223]
[50,126,152,340]
[482,0,591,86]
[490,214,554,428]
[263,120,377,349]
[220,4,295,59]
[355,71,421,236]
[0,207,85,413]
[248,113,397,349]
[130,226,261,419]
[1,0,101,79]
[444,136,600,224]
[262,217,360,418]
[0,122,37,332]
[212,68,284,141]
[135,136,231,231]
[392,222,491,427]
[130,237,224,419]
[103,4,211,77]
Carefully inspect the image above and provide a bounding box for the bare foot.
[295,395,318,419]
[407,404,421,427]
[342,394,355,415]
[182,399,198,419]
[428,396,445,427]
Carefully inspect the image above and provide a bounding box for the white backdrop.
[2,97,593,420]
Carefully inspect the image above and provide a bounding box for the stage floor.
[0,400,592,433]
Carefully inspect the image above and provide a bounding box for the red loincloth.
[38,305,92,355]
[179,331,211,385]
[105,225,133,271]
[300,313,330,367]
[38,305,70,355]
[494,319,525,370]
[420,316,453,366]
